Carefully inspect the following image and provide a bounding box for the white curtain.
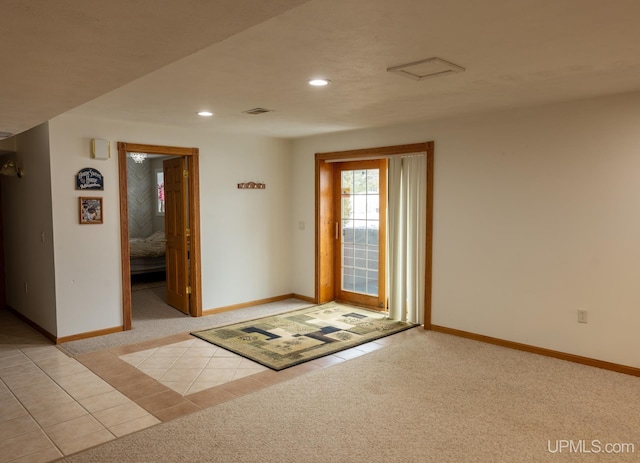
[387,154,427,324]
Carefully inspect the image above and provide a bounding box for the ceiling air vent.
[242,107,273,115]
[387,57,465,81]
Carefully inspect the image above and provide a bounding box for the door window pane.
[341,168,380,297]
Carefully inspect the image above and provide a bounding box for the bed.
[129,231,166,275]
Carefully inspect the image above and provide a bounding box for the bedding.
[130,231,166,274]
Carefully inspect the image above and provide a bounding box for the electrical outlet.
[577,309,588,324]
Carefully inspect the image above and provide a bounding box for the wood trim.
[0,178,5,310]
[117,143,133,330]
[292,293,316,304]
[316,159,335,303]
[187,151,203,317]
[201,293,306,316]
[424,141,434,329]
[317,142,430,161]
[431,324,640,378]
[315,142,433,325]
[56,326,124,344]
[118,142,203,331]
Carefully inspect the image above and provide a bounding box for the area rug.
[191,302,418,370]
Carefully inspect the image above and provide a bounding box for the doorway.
[334,159,387,309]
[118,142,203,331]
[315,142,434,326]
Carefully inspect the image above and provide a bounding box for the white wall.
[49,115,293,337]
[291,91,640,369]
[2,124,57,334]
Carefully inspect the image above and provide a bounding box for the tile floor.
[0,306,419,462]
[118,338,268,396]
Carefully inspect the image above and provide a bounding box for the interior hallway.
[0,291,413,462]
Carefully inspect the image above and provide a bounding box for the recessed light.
[308,79,331,87]
[197,111,213,117]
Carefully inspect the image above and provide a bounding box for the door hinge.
[186,286,192,295]
[185,228,191,237]
[183,169,189,178]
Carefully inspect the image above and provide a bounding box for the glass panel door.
[335,159,386,309]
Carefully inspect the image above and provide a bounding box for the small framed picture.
[79,197,103,224]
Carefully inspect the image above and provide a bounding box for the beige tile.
[0,414,39,440]
[56,428,115,456]
[1,368,51,390]
[0,429,55,462]
[138,356,179,369]
[30,400,88,428]
[233,367,266,380]
[0,397,28,423]
[309,354,347,368]
[8,446,63,463]
[0,362,42,382]
[171,356,211,369]
[0,352,30,369]
[354,341,386,353]
[206,357,243,369]
[119,352,153,367]
[238,358,266,369]
[186,381,226,395]
[333,347,367,360]
[93,402,149,428]
[160,367,203,383]
[37,358,89,380]
[151,346,188,357]
[161,381,193,395]
[196,368,236,383]
[0,347,22,359]
[165,339,196,348]
[21,345,65,362]
[13,383,74,411]
[44,414,106,447]
[181,346,219,357]
[213,349,241,358]
[78,390,132,413]
[55,371,114,400]
[215,347,242,358]
[10,376,63,398]
[138,367,168,380]
[0,386,14,403]
[109,414,160,437]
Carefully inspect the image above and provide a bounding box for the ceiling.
[4,0,640,140]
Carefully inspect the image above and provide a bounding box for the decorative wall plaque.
[76,168,104,190]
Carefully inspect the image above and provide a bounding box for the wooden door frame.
[315,142,434,328]
[118,142,203,330]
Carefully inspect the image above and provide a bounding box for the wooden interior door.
[164,157,190,314]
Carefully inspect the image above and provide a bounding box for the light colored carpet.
[59,288,311,356]
[58,330,640,462]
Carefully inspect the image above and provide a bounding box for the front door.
[334,159,387,309]
[164,157,190,314]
